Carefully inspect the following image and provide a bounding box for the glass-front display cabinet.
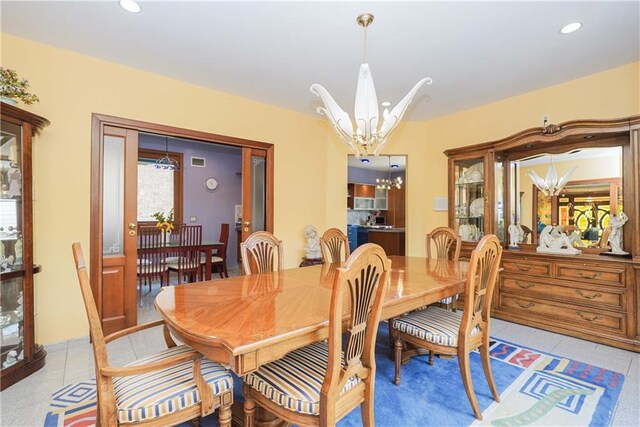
[446,151,506,246]
[0,103,49,390]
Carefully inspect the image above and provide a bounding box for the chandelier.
[376,157,403,190]
[310,14,432,157]
[526,156,576,196]
[154,136,179,171]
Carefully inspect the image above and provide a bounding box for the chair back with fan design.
[320,228,350,264]
[240,231,283,274]
[426,226,461,262]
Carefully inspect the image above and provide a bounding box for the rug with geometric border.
[44,327,624,426]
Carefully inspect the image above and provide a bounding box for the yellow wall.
[2,34,330,343]
[2,31,638,344]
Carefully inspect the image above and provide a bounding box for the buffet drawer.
[502,260,551,276]
[499,294,625,333]
[556,263,625,286]
[500,277,624,311]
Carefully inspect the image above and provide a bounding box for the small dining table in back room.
[154,255,469,376]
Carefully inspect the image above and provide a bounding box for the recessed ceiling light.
[120,0,141,13]
[390,164,399,169]
[560,22,582,34]
[360,158,370,163]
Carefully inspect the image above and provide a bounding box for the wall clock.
[204,177,219,192]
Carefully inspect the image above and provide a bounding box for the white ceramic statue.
[7,167,21,198]
[2,350,18,368]
[304,225,322,259]
[608,211,628,255]
[537,225,582,255]
[508,223,524,248]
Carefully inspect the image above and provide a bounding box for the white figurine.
[508,223,524,249]
[537,225,582,255]
[7,167,21,198]
[14,238,22,265]
[3,350,18,368]
[608,211,629,255]
[304,225,322,259]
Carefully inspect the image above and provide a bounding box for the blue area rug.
[44,323,624,426]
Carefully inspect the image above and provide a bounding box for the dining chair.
[137,225,168,307]
[391,234,503,420]
[201,223,229,278]
[240,231,284,274]
[320,227,350,263]
[242,243,391,427]
[167,224,203,283]
[164,223,186,264]
[426,226,462,311]
[71,242,233,427]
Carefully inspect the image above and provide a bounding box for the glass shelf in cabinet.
[455,181,484,186]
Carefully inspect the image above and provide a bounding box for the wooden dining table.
[154,255,468,376]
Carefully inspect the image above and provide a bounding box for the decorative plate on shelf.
[469,198,484,217]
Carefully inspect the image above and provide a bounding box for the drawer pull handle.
[515,300,534,309]
[515,281,535,289]
[575,290,602,300]
[515,263,532,272]
[576,311,603,322]
[577,271,602,279]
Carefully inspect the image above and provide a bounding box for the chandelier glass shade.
[526,157,576,196]
[311,14,432,157]
[154,136,179,171]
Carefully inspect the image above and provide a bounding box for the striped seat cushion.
[113,345,233,423]
[199,256,224,264]
[392,306,479,347]
[243,341,360,415]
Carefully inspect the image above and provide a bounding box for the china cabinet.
[445,116,640,351]
[0,103,49,389]
[446,152,506,246]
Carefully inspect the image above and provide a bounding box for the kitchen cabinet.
[367,229,405,256]
[386,187,405,228]
[1,103,49,390]
[350,183,388,211]
[353,184,375,198]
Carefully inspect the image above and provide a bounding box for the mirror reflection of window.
[512,147,622,247]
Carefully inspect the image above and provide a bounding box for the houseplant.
[152,209,174,233]
[0,67,39,105]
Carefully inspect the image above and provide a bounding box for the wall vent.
[191,157,206,167]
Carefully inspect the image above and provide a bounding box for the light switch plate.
[433,197,448,212]
[190,216,197,222]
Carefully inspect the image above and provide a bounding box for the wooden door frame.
[90,113,274,319]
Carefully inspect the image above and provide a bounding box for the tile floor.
[1,273,638,426]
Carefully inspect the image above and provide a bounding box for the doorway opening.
[347,155,407,256]
[90,114,274,334]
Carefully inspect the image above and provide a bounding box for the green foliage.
[0,67,39,105]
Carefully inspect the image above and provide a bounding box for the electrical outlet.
[542,114,549,126]
[190,216,197,222]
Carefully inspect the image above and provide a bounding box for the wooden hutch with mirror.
[446,116,640,351]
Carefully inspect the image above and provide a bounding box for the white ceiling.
[2,1,638,121]
[348,155,406,172]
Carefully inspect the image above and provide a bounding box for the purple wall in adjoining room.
[348,167,388,184]
[140,135,242,269]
